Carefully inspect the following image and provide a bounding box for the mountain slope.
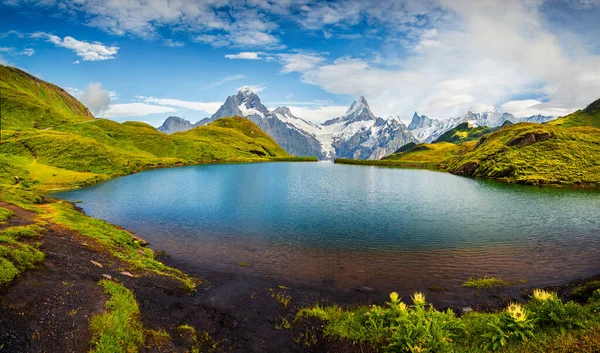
[0,65,294,189]
[207,88,326,159]
[380,99,600,187]
[549,98,600,128]
[434,122,498,144]
[157,116,195,133]
[0,65,93,130]
[408,109,555,143]
[318,97,417,159]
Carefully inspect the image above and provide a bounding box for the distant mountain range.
[408,109,556,143]
[157,88,557,159]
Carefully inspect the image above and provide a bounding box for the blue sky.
[1,0,599,126]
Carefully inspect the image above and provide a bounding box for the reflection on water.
[53,162,600,292]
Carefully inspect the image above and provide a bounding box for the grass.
[382,141,476,169]
[434,122,499,144]
[463,276,509,289]
[334,140,473,170]
[570,281,600,301]
[89,280,144,353]
[0,223,45,286]
[298,289,600,352]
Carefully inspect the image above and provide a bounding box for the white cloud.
[277,53,326,73]
[20,48,34,56]
[237,85,266,93]
[0,47,34,56]
[73,60,80,64]
[80,82,111,116]
[271,0,600,120]
[104,103,177,118]
[203,74,247,90]
[31,32,118,61]
[286,105,349,124]
[138,96,222,114]
[500,100,574,118]
[65,87,83,97]
[163,39,184,47]
[224,52,263,60]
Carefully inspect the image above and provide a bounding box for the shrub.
[482,303,534,351]
[527,289,589,332]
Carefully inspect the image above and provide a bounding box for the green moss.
[0,207,14,222]
[0,222,45,286]
[90,280,144,353]
[0,257,20,285]
[462,276,508,289]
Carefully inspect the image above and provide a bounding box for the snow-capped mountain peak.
[342,96,376,123]
[237,86,254,96]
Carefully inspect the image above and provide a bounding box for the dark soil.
[0,201,596,352]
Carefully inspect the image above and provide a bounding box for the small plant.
[275,317,293,330]
[89,280,144,353]
[270,289,292,308]
[527,289,589,332]
[483,303,534,351]
[571,280,600,301]
[462,276,508,289]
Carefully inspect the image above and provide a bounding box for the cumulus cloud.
[271,0,600,121]
[31,32,118,61]
[224,52,263,60]
[80,82,111,116]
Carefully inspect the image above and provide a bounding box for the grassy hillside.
[434,122,498,144]
[0,64,302,190]
[550,98,600,128]
[349,98,600,187]
[0,65,93,130]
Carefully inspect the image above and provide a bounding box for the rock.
[120,271,134,277]
[356,286,375,293]
[131,234,149,246]
[102,274,112,280]
[454,161,480,176]
[507,132,553,147]
[90,260,103,268]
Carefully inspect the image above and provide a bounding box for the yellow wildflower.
[507,303,527,322]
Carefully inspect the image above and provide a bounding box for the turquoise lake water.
[53,162,600,293]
